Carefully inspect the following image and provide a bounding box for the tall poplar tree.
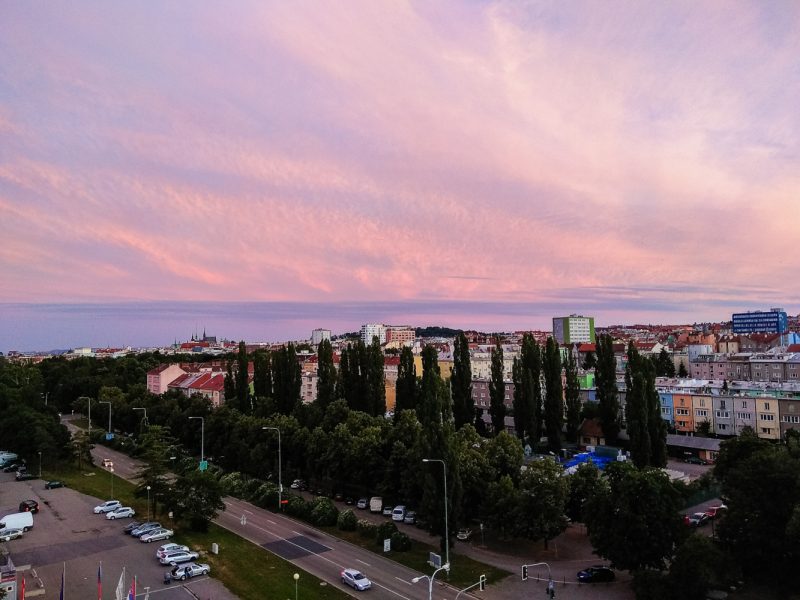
[223,362,236,408]
[512,356,527,442]
[543,337,563,452]
[252,351,272,400]
[595,334,621,444]
[512,334,541,445]
[395,346,417,417]
[451,332,474,430]
[272,343,302,415]
[367,336,386,417]
[316,339,337,409]
[488,341,506,434]
[646,360,669,468]
[564,349,582,442]
[235,341,251,414]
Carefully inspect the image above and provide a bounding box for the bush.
[357,519,378,539]
[243,478,264,500]
[251,482,280,509]
[284,494,311,520]
[376,521,398,545]
[310,497,339,527]
[390,531,412,552]
[337,509,357,531]
[219,472,248,498]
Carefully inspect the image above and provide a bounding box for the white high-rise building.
[552,315,595,345]
[311,329,331,345]
[360,323,386,345]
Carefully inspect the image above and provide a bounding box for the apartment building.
[692,395,713,431]
[552,315,595,345]
[146,363,188,395]
[360,323,386,345]
[471,378,516,415]
[672,394,694,433]
[755,397,780,440]
[779,397,800,437]
[385,327,415,344]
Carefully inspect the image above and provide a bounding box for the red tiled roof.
[578,418,604,439]
[578,344,596,352]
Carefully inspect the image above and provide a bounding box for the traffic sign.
[384,539,391,552]
[199,461,208,471]
[106,433,114,440]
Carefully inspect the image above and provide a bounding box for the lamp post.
[132,407,148,428]
[38,451,42,478]
[522,562,553,597]
[412,566,449,600]
[99,401,111,435]
[293,573,299,600]
[189,417,205,464]
[110,466,115,499]
[263,427,282,508]
[147,485,151,521]
[79,396,92,429]
[422,458,449,569]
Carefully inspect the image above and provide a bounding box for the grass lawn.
[318,525,510,589]
[70,418,90,429]
[43,463,349,600]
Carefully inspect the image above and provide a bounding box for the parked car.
[333,492,343,501]
[93,500,121,514]
[290,479,302,489]
[170,563,210,580]
[123,521,142,534]
[685,457,709,465]
[160,550,200,565]
[577,566,615,583]
[457,528,473,541]
[341,568,371,591]
[3,461,25,473]
[131,522,161,537]
[704,505,727,520]
[157,544,189,559]
[0,528,24,542]
[102,459,114,468]
[140,528,174,543]
[688,512,709,527]
[369,497,382,513]
[382,506,393,517]
[15,472,37,481]
[357,498,368,510]
[345,497,355,505]
[44,481,67,490]
[19,500,39,514]
[392,506,406,521]
[106,507,135,520]
[0,512,33,532]
[404,511,417,525]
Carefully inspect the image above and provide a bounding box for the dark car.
[577,566,615,583]
[19,500,39,514]
[688,512,709,527]
[131,522,161,537]
[123,521,143,534]
[345,497,355,505]
[44,481,67,490]
[3,461,25,473]
[15,472,37,481]
[685,457,709,465]
[334,493,344,502]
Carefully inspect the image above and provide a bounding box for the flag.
[126,578,135,600]
[21,573,25,600]
[115,568,125,600]
[98,563,102,600]
[59,563,65,600]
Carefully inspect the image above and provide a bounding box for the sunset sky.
[2,1,799,348]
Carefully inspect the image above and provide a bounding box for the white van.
[369,497,383,513]
[0,512,34,532]
[392,506,406,521]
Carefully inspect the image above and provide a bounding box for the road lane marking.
[357,559,370,567]
[244,509,253,514]
[394,577,412,586]
[292,531,302,535]
[373,582,412,600]
[267,520,276,525]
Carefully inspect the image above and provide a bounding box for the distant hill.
[415,326,461,338]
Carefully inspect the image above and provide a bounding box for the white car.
[290,479,302,489]
[341,569,371,591]
[0,528,24,542]
[157,543,189,559]
[160,550,200,565]
[140,528,174,543]
[93,500,121,514]
[170,563,210,580]
[457,528,473,541]
[106,507,135,520]
[392,506,406,521]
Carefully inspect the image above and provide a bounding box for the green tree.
[564,349,581,443]
[451,332,474,429]
[133,425,175,518]
[165,470,226,532]
[627,373,651,468]
[646,362,668,468]
[70,428,95,469]
[316,339,337,409]
[394,346,417,417]
[455,424,495,522]
[595,334,621,445]
[252,351,272,401]
[565,462,603,524]
[488,342,506,434]
[582,350,596,371]
[484,430,524,485]
[542,337,563,452]
[235,341,251,414]
[367,336,386,417]
[677,362,688,378]
[664,533,727,600]
[481,474,519,538]
[272,344,302,415]
[585,462,686,572]
[515,459,569,548]
[223,362,236,407]
[713,426,771,484]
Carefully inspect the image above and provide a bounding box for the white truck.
[369,497,383,513]
[0,512,34,532]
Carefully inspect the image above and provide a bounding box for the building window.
[741,401,747,408]
[696,410,709,417]
[716,411,730,418]
[662,408,671,415]
[700,398,706,407]
[736,412,752,420]
[759,414,775,421]
[718,424,727,430]
[765,402,770,410]
[761,428,772,434]
[781,416,800,423]
[676,409,690,416]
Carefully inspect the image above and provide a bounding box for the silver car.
[157,543,189,559]
[93,500,121,514]
[170,563,210,580]
[0,528,23,542]
[106,507,135,520]
[160,550,200,565]
[140,528,174,543]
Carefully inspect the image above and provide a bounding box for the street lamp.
[132,407,148,428]
[263,427,282,509]
[38,451,42,478]
[147,485,151,521]
[99,401,111,435]
[189,417,205,464]
[412,566,449,600]
[110,466,115,499]
[293,573,299,600]
[78,396,92,429]
[422,458,449,569]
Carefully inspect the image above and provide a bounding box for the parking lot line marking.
[356,559,370,567]
[395,577,413,586]
[374,582,412,599]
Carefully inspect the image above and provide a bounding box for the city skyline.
[2,2,799,319]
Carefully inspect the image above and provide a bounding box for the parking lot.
[0,472,238,600]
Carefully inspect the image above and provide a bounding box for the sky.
[1,1,799,350]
